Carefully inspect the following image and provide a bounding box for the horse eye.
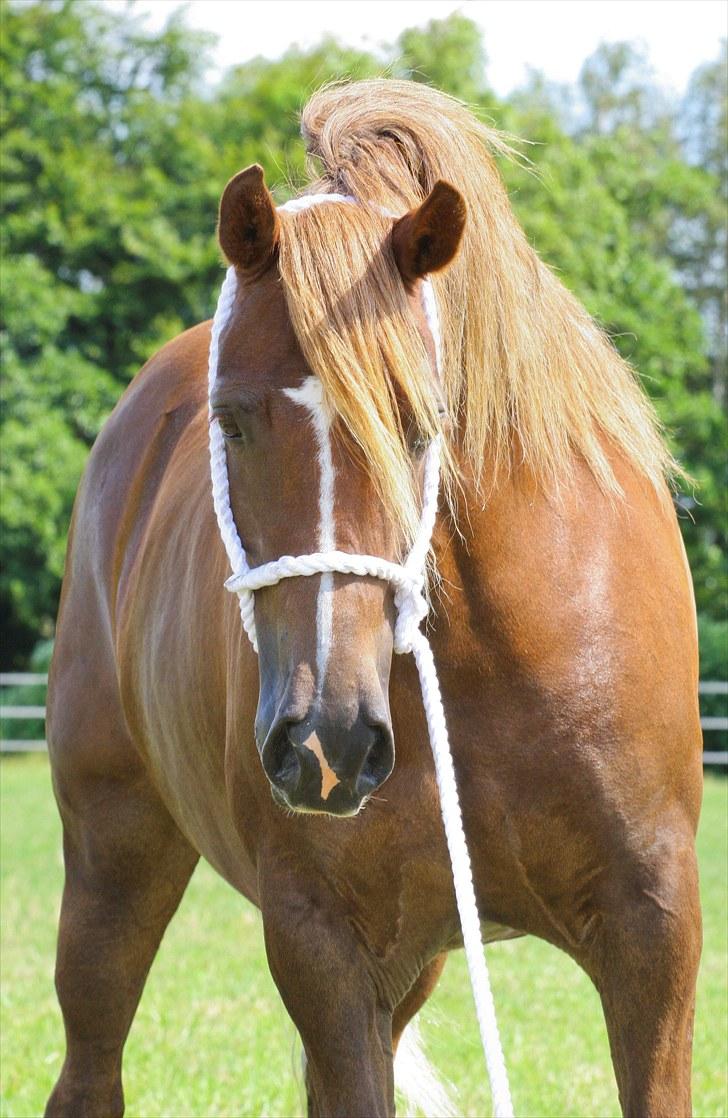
[406,426,429,456]
[217,416,243,441]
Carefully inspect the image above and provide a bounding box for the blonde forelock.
[277,202,450,546]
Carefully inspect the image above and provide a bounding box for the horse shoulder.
[439,454,701,813]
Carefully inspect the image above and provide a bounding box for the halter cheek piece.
[208,193,513,1118]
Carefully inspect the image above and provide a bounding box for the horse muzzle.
[260,709,394,816]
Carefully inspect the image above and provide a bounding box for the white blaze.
[283,377,335,694]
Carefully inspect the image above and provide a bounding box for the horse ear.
[392,181,467,286]
[218,164,280,275]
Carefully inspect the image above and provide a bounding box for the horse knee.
[597,839,701,981]
[587,840,701,1117]
[261,875,394,1116]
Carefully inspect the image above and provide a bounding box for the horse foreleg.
[586,840,702,1118]
[260,865,394,1118]
[45,773,198,1118]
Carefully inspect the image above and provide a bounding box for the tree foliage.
[1,1,725,664]
[394,12,490,103]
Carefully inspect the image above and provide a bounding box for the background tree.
[394,12,491,103]
[1,0,217,657]
[680,42,727,400]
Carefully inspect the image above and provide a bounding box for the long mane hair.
[275,80,676,540]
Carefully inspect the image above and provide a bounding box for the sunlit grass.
[1,757,725,1117]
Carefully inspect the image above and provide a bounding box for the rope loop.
[224,549,428,655]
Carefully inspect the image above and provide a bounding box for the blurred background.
[1,3,726,1116]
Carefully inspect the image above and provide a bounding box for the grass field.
[1,756,726,1118]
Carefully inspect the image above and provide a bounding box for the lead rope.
[208,195,513,1118]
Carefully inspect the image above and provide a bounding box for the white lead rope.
[208,194,513,1118]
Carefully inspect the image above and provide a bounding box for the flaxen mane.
[276,79,676,539]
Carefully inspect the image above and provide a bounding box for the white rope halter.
[208,193,513,1118]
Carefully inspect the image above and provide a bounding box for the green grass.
[1,757,726,1118]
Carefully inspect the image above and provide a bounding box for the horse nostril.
[355,724,394,797]
[263,712,394,809]
[262,721,301,794]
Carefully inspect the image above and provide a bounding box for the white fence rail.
[2,673,727,762]
[698,681,728,764]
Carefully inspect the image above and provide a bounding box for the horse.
[45,79,702,1118]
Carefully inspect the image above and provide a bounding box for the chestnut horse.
[45,81,702,1118]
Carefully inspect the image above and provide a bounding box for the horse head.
[210,165,466,816]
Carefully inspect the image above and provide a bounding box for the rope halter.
[208,192,514,1118]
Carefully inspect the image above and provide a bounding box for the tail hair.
[394,1018,458,1118]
